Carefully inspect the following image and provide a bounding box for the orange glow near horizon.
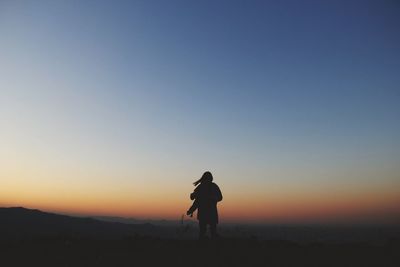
[1,183,399,224]
[1,158,399,224]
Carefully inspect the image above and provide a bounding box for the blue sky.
[1,0,399,222]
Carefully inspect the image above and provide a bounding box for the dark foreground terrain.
[2,236,399,267]
[1,207,399,266]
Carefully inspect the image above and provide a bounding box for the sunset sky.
[1,0,399,224]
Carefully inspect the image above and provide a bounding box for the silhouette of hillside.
[0,207,156,239]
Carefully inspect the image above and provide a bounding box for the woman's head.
[193,171,213,186]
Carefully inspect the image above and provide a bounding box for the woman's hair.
[193,171,213,186]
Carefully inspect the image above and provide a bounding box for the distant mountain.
[2,207,398,243]
[92,215,197,227]
[0,207,157,240]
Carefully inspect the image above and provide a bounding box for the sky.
[1,0,399,224]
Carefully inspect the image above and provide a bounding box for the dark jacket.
[189,182,223,224]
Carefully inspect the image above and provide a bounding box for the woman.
[187,171,223,239]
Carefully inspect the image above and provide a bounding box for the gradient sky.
[1,0,399,224]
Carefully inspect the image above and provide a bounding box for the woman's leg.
[199,220,207,239]
[210,223,217,238]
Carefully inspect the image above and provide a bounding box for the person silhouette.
[186,171,223,239]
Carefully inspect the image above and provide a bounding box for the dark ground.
[1,207,399,267]
[1,236,399,267]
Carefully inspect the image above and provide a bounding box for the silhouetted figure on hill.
[187,171,223,239]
